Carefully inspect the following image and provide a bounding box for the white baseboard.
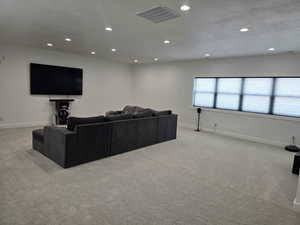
[0,121,49,129]
[294,198,300,213]
[178,123,287,148]
[179,122,194,130]
[202,127,287,147]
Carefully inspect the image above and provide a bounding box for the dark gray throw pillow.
[67,116,105,131]
[105,113,133,121]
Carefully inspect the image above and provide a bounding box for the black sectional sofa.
[32,106,177,168]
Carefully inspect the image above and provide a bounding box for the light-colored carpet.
[0,126,299,225]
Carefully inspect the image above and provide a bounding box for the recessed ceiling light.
[204,53,210,57]
[240,27,249,32]
[105,27,112,31]
[268,48,275,51]
[154,58,158,61]
[164,40,171,44]
[47,43,53,47]
[65,38,72,42]
[91,51,96,55]
[180,4,191,11]
[134,59,139,63]
[111,48,116,52]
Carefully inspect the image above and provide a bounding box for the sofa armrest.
[44,126,77,168]
[157,114,178,143]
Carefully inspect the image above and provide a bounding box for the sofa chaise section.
[43,126,77,168]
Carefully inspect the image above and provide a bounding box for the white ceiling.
[1,0,300,63]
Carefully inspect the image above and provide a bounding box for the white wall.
[132,53,300,147]
[2,45,300,146]
[0,45,133,128]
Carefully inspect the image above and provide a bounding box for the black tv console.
[49,99,74,125]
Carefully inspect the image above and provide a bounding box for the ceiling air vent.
[136,6,181,23]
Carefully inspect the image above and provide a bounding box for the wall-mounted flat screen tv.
[30,63,83,95]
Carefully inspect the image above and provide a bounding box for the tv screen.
[30,63,83,95]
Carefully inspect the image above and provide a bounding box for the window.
[193,77,300,118]
[242,78,273,113]
[216,78,242,110]
[193,78,216,107]
[273,78,300,117]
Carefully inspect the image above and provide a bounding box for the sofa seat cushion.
[67,116,105,131]
[105,113,133,121]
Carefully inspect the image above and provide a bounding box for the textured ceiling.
[1,0,300,63]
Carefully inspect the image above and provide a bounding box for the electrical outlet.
[213,123,218,132]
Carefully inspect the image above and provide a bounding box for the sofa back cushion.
[105,113,133,121]
[105,110,123,116]
[67,116,105,131]
[133,109,154,118]
[153,110,172,116]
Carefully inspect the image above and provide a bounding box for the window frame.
[192,76,300,118]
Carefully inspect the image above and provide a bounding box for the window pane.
[217,78,242,94]
[216,94,240,110]
[273,97,300,117]
[194,93,214,107]
[242,95,270,113]
[194,78,216,92]
[244,78,273,95]
[275,78,300,96]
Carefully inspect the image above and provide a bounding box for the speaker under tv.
[30,63,83,95]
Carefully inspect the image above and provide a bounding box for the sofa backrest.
[105,113,133,121]
[67,116,106,131]
[45,113,177,167]
[110,116,159,155]
[76,121,113,163]
[153,110,172,116]
[74,114,177,158]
